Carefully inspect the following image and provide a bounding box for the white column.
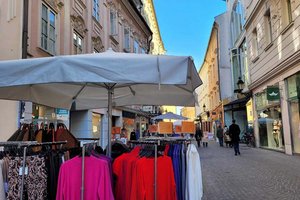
[280,80,293,155]
[252,96,260,147]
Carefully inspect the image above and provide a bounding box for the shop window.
[264,9,272,46]
[73,32,83,54]
[287,73,300,153]
[93,0,100,21]
[41,4,56,55]
[92,113,101,138]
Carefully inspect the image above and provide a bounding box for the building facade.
[195,12,231,136]
[180,107,195,121]
[222,0,250,138]
[196,22,222,136]
[0,0,164,147]
[245,0,300,155]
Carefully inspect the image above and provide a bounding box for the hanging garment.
[113,146,177,200]
[7,156,48,200]
[185,144,203,200]
[0,160,6,200]
[56,155,114,200]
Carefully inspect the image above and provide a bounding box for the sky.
[153,0,226,71]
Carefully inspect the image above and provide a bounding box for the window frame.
[40,3,56,55]
[281,0,293,29]
[110,9,117,35]
[123,27,130,51]
[264,9,272,46]
[93,0,100,21]
[133,40,139,53]
[73,32,83,54]
[251,28,259,60]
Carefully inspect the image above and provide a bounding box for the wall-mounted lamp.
[203,104,206,111]
[234,77,245,93]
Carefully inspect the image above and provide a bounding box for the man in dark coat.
[229,119,241,155]
[195,123,203,147]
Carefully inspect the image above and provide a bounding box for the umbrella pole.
[107,88,113,157]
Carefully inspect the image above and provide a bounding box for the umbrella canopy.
[0,50,202,156]
[152,112,188,120]
[0,50,201,109]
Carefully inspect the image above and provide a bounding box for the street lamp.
[234,77,245,93]
[203,104,206,112]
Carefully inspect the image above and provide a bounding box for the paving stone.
[198,141,300,200]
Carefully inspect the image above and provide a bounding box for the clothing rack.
[0,140,67,200]
[128,140,159,200]
[80,141,98,200]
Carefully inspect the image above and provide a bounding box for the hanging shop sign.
[174,125,182,133]
[181,121,195,134]
[149,124,158,133]
[112,127,121,134]
[158,122,173,134]
[267,86,280,101]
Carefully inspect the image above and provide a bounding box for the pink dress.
[56,156,114,200]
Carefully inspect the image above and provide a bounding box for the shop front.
[286,72,300,154]
[255,85,284,151]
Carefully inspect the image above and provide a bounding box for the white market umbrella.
[0,50,202,156]
[152,112,188,120]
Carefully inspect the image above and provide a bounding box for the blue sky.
[153,0,226,71]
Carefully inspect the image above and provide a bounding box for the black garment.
[195,128,202,147]
[130,131,137,140]
[229,123,240,143]
[216,127,223,138]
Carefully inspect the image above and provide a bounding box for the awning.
[223,95,251,111]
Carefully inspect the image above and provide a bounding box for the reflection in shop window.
[92,113,101,138]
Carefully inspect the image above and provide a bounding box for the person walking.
[223,125,232,148]
[195,123,203,148]
[229,119,241,155]
[216,124,224,147]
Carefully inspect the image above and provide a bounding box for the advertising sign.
[112,127,121,134]
[174,125,182,133]
[149,125,158,133]
[181,121,195,134]
[158,122,173,134]
[267,86,280,101]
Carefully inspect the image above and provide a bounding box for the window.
[134,40,139,53]
[264,9,272,45]
[252,28,258,59]
[281,0,293,28]
[73,32,83,54]
[110,10,117,35]
[93,0,100,21]
[230,0,245,44]
[124,27,130,51]
[41,4,56,54]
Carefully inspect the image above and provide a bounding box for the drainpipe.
[22,0,29,59]
[19,0,29,127]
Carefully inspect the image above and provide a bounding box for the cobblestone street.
[199,142,300,200]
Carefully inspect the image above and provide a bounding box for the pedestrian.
[202,131,208,147]
[216,124,224,147]
[229,119,241,155]
[130,129,137,140]
[223,125,232,148]
[195,123,203,148]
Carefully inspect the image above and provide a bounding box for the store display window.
[287,72,300,154]
[255,87,284,151]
